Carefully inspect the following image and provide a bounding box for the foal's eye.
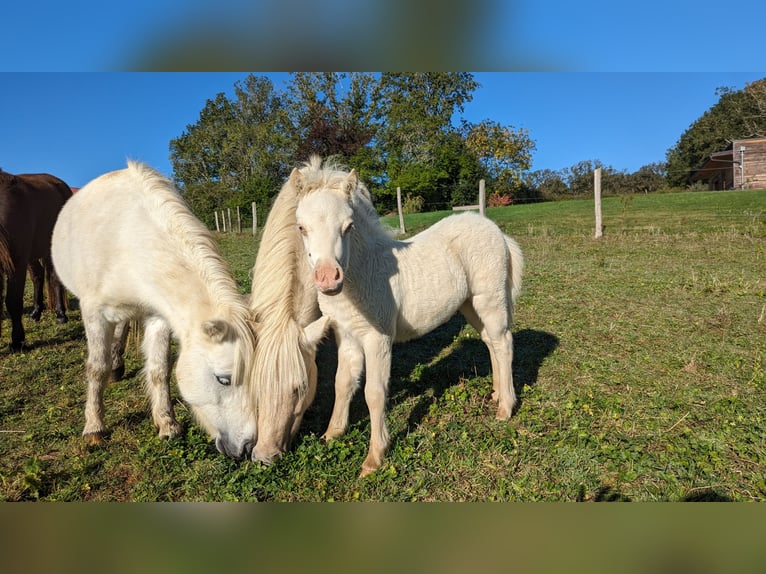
[216,375,232,386]
[297,224,307,235]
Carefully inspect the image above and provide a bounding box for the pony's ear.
[202,319,230,343]
[301,316,331,350]
[288,167,302,192]
[344,169,358,197]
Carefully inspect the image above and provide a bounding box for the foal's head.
[295,168,360,296]
[175,317,257,459]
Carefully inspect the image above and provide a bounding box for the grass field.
[1,190,764,501]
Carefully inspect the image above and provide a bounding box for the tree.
[285,72,378,164]
[742,78,766,137]
[462,119,535,197]
[169,75,290,223]
[374,73,479,210]
[624,163,667,194]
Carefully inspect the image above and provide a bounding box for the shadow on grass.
[305,314,559,443]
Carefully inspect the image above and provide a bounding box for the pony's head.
[294,164,364,295]
[250,315,330,464]
[175,316,257,459]
[247,157,338,464]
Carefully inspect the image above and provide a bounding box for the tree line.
[170,74,766,225]
[170,72,536,223]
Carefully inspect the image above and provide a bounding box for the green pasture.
[1,190,764,501]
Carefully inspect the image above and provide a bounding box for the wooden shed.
[690,137,766,190]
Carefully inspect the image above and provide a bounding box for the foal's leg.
[360,335,393,477]
[461,297,516,420]
[460,301,502,402]
[110,320,130,381]
[141,315,181,439]
[82,307,115,443]
[322,334,365,441]
[28,260,44,322]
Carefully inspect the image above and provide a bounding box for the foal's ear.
[301,316,331,350]
[202,319,230,343]
[288,167,302,191]
[344,169,358,197]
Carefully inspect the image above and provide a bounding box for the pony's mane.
[126,161,255,385]
[248,165,317,412]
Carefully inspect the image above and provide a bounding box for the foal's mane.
[127,161,254,382]
[297,156,382,233]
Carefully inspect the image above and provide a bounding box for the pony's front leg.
[322,334,364,441]
[142,316,181,439]
[82,308,115,444]
[360,336,393,478]
[5,270,27,351]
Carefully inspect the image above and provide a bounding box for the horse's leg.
[459,301,502,402]
[82,306,115,443]
[142,315,181,439]
[28,260,44,322]
[322,334,364,441]
[110,321,130,381]
[465,295,516,420]
[44,255,68,324]
[360,335,393,477]
[5,270,27,352]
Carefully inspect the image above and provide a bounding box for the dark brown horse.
[0,169,72,351]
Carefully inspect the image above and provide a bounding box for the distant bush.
[402,193,425,214]
[488,193,512,207]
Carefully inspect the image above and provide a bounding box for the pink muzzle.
[313,260,344,294]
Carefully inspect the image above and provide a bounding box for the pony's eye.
[342,222,354,235]
[216,375,231,386]
[297,224,307,235]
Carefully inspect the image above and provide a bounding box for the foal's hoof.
[495,405,514,420]
[359,465,378,478]
[56,315,68,325]
[157,421,182,439]
[30,311,42,322]
[83,432,105,446]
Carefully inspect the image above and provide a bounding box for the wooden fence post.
[221,209,226,232]
[236,206,241,234]
[594,168,603,238]
[396,186,406,234]
[227,208,232,233]
[252,202,257,236]
[214,211,220,232]
[479,179,486,217]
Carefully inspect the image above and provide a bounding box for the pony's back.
[52,161,239,324]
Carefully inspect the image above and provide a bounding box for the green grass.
[2,190,765,501]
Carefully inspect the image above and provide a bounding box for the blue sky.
[1,73,764,188]
[3,1,766,72]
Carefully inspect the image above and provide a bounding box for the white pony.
[293,157,524,476]
[51,161,257,459]
[247,172,330,464]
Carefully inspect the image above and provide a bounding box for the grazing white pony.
[51,161,257,459]
[293,157,524,476]
[247,171,330,464]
